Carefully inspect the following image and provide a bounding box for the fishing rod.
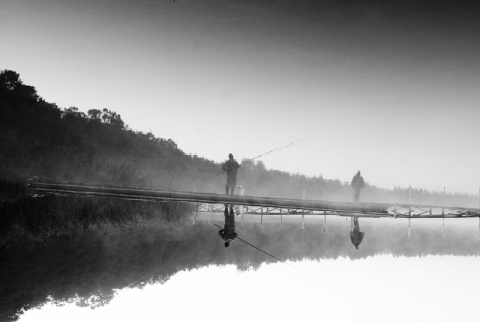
[214,223,298,271]
[215,136,311,176]
[249,137,310,162]
[215,224,283,262]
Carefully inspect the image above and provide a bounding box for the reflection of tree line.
[2,218,480,321]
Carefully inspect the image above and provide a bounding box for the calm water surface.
[2,214,480,322]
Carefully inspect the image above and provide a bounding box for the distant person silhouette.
[351,171,365,202]
[222,153,240,195]
[350,217,364,249]
[218,209,237,247]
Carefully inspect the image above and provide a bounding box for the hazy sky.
[2,0,480,193]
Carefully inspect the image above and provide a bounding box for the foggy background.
[2,0,480,193]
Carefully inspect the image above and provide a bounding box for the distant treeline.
[0,69,477,207]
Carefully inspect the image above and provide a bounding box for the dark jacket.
[351,174,365,190]
[350,230,364,247]
[218,229,237,242]
[222,159,240,178]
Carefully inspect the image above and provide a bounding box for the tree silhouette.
[0,70,22,90]
[87,109,102,120]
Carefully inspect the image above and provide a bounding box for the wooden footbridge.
[28,179,480,220]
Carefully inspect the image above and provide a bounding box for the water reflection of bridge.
[29,179,480,219]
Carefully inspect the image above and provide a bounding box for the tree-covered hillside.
[0,69,477,206]
[0,69,222,192]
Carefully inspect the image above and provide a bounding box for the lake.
[2,214,480,322]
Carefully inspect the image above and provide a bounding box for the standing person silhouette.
[222,153,240,195]
[350,217,364,250]
[221,153,240,214]
[351,171,365,202]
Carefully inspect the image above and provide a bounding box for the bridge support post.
[442,187,445,216]
[408,186,412,239]
[235,185,244,215]
[192,186,197,225]
[443,216,445,239]
[261,207,263,230]
[302,190,305,231]
[302,212,304,231]
[408,186,412,217]
[408,218,411,239]
[280,208,283,231]
[209,190,212,212]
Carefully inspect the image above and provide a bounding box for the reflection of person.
[222,153,240,195]
[218,211,237,247]
[350,217,364,249]
[351,171,365,202]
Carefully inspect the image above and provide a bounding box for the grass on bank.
[0,180,195,248]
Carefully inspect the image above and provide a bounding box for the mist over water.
[2,214,479,321]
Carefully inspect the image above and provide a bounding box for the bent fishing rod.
[215,137,310,176]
